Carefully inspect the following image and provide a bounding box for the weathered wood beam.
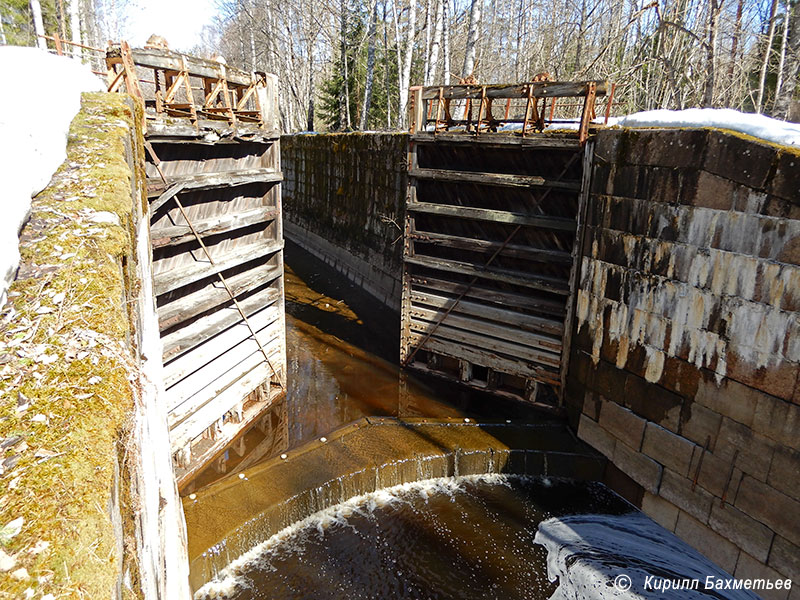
[409,275,565,316]
[158,263,280,331]
[147,168,282,202]
[161,281,282,360]
[408,305,562,355]
[151,206,279,248]
[410,132,583,149]
[420,80,608,101]
[143,118,279,143]
[405,333,560,385]
[409,167,581,191]
[169,357,281,452]
[405,255,570,295]
[163,302,281,388]
[174,383,281,489]
[406,201,577,231]
[407,320,560,369]
[108,45,255,86]
[166,319,282,416]
[153,239,282,296]
[409,288,563,336]
[410,229,573,263]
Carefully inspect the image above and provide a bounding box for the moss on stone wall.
[0,93,144,599]
[281,132,408,268]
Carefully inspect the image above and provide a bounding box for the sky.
[126,0,219,52]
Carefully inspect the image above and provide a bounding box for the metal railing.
[409,80,614,144]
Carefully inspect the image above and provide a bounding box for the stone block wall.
[0,93,190,599]
[567,127,800,597]
[281,133,408,310]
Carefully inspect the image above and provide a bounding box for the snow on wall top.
[0,46,104,306]
[610,108,800,148]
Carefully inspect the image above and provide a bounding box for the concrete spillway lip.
[182,416,604,590]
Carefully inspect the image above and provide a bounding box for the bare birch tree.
[462,0,481,77]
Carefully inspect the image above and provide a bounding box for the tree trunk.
[774,0,800,119]
[398,0,417,127]
[442,0,450,83]
[339,0,352,130]
[384,0,393,128]
[422,0,431,85]
[728,0,744,77]
[69,0,82,60]
[757,0,779,113]
[462,0,481,77]
[703,0,723,107]
[30,0,47,50]
[774,0,791,108]
[360,0,378,129]
[426,0,443,84]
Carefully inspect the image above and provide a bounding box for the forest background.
[2,0,799,133]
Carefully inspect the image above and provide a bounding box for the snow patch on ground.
[535,511,761,599]
[0,46,103,305]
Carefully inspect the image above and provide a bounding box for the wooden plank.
[559,140,594,404]
[407,319,561,367]
[158,263,280,330]
[410,132,582,149]
[151,206,279,248]
[404,255,570,295]
[410,229,573,263]
[409,275,565,316]
[169,357,280,451]
[409,289,563,336]
[118,46,255,86]
[153,238,282,296]
[163,302,281,388]
[406,202,576,231]
[147,168,282,201]
[405,333,560,385]
[166,320,282,416]
[409,167,581,191]
[408,304,561,353]
[419,80,609,101]
[174,384,283,488]
[161,284,282,360]
[144,118,279,143]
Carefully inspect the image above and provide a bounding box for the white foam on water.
[534,511,761,600]
[194,472,512,599]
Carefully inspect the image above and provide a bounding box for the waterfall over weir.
[184,419,607,591]
[195,474,757,600]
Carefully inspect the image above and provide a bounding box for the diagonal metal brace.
[144,141,285,388]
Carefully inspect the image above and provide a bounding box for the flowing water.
[187,242,757,600]
[185,240,554,492]
[195,475,633,600]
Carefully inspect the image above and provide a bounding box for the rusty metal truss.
[105,42,276,130]
[410,80,614,145]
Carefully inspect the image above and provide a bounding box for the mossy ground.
[0,93,143,599]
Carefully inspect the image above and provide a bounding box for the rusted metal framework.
[106,43,286,487]
[410,80,612,144]
[106,43,277,130]
[401,81,603,408]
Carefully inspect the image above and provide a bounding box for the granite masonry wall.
[567,128,800,597]
[281,133,408,310]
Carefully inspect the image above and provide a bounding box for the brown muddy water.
[186,242,745,600]
[194,476,633,600]
[185,240,556,492]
